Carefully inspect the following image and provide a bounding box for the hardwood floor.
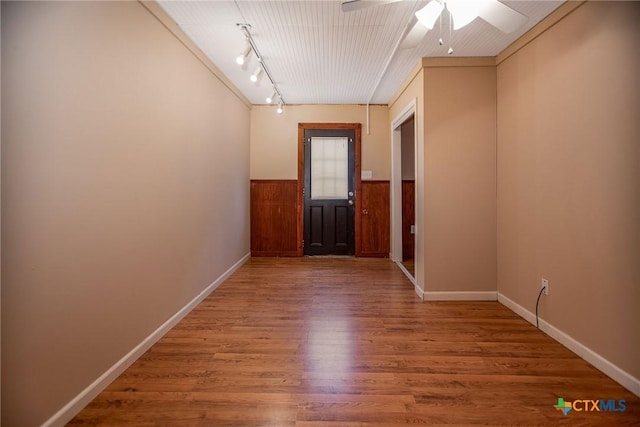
[69,258,639,426]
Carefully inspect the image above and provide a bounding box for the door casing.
[297,123,362,256]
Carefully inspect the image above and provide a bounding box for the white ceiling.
[157,0,564,105]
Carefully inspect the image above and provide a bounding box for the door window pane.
[311,137,348,200]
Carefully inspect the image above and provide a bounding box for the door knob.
[348,200,354,205]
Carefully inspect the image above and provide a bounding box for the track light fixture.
[250,66,263,83]
[266,90,276,104]
[235,40,251,65]
[236,23,285,114]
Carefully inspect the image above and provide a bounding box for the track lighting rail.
[237,23,285,111]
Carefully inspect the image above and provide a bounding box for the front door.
[303,128,356,255]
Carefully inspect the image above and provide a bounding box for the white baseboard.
[424,291,497,301]
[395,261,416,285]
[43,252,251,427]
[393,261,423,300]
[498,292,640,398]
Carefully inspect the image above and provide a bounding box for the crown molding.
[496,1,586,65]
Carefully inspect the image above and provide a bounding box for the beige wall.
[1,2,250,425]
[423,65,497,293]
[389,68,424,124]
[389,63,496,295]
[497,1,640,379]
[251,104,390,180]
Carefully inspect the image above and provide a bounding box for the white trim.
[391,101,417,130]
[498,292,640,398]
[395,261,416,286]
[497,293,539,325]
[424,291,497,301]
[396,262,415,284]
[394,261,423,299]
[42,253,251,427]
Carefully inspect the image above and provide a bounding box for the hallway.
[69,258,638,425]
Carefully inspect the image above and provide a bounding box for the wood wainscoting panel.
[402,180,415,260]
[360,181,390,257]
[250,180,298,256]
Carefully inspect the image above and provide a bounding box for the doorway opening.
[391,99,423,297]
[297,123,362,256]
[399,116,415,277]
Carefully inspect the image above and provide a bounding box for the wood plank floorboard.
[69,258,639,426]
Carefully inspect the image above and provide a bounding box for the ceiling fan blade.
[399,19,429,49]
[477,0,528,33]
[415,0,445,30]
[341,0,402,13]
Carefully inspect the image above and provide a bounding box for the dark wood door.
[303,128,356,255]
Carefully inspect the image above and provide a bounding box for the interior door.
[303,128,356,255]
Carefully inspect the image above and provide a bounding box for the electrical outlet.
[541,278,549,295]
